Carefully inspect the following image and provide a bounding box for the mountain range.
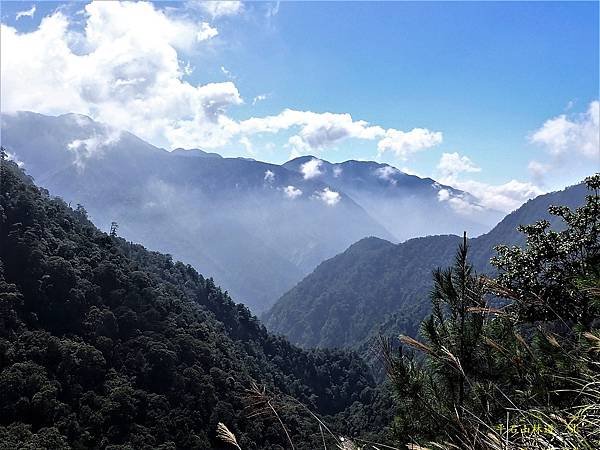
[263,181,589,351]
[1,111,501,313]
[0,157,393,448]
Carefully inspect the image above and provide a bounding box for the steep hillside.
[0,156,391,449]
[1,112,393,313]
[2,112,502,313]
[263,181,590,350]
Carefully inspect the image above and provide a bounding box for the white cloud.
[436,186,484,215]
[436,152,541,213]
[437,152,481,182]
[530,100,599,158]
[192,1,243,18]
[447,195,485,215]
[528,100,599,185]
[5,151,25,168]
[453,179,542,213]
[67,126,122,170]
[288,135,312,155]
[1,2,240,150]
[333,166,343,178]
[1,3,442,162]
[300,158,323,179]
[377,128,443,160]
[239,109,386,151]
[239,136,254,155]
[264,169,275,183]
[314,187,341,206]
[527,160,551,182]
[220,65,236,79]
[283,185,302,199]
[375,165,400,184]
[437,188,450,202]
[197,22,218,41]
[252,94,267,105]
[16,5,36,20]
[237,109,442,159]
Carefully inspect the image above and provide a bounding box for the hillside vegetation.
[264,182,589,351]
[1,112,500,313]
[383,174,600,448]
[0,153,392,449]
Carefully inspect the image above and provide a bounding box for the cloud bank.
[528,100,599,183]
[1,2,443,161]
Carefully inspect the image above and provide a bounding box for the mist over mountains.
[2,111,501,313]
[263,181,589,351]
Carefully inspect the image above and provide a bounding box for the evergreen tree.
[385,233,493,444]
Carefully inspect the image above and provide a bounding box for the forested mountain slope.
[2,111,500,313]
[263,181,589,350]
[0,156,391,449]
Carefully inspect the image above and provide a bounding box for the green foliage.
[385,174,600,448]
[384,236,496,443]
[0,156,388,449]
[492,174,600,326]
[264,181,589,353]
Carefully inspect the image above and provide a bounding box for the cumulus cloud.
[1,2,240,149]
[314,187,341,206]
[377,128,443,160]
[1,2,442,161]
[446,195,485,215]
[283,185,302,199]
[16,5,36,20]
[239,110,385,151]
[264,169,275,183]
[333,166,343,178]
[435,186,484,215]
[452,179,542,213]
[237,109,441,159]
[437,152,481,182]
[528,100,599,184]
[192,1,243,18]
[300,158,323,179]
[436,152,541,213]
[239,136,254,155]
[530,100,599,158]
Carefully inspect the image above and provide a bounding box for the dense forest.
[264,182,589,352]
[383,173,600,448]
[0,152,393,449]
[1,147,598,449]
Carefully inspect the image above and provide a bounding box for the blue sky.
[1,1,598,210]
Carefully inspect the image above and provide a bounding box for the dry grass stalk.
[216,422,242,450]
[400,335,433,355]
[244,381,296,450]
[583,332,600,353]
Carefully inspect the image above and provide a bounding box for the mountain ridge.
[0,155,393,448]
[263,180,589,350]
[2,111,503,312]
